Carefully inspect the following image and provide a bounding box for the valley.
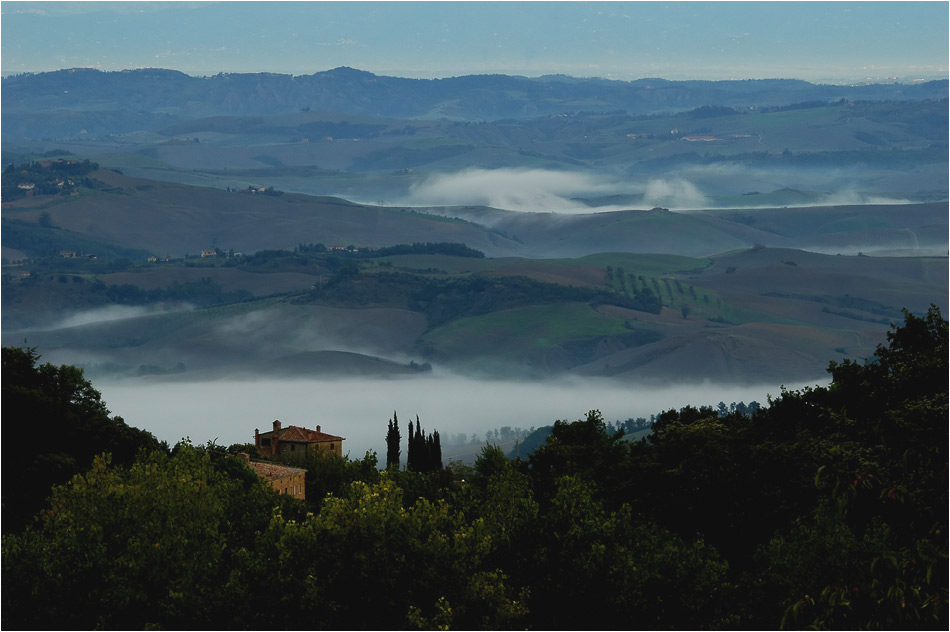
[2,169,945,387]
[2,67,946,390]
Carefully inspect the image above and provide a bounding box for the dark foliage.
[2,307,946,629]
[1,217,153,261]
[1,159,98,200]
[406,415,443,473]
[360,242,485,259]
[98,277,254,307]
[386,411,401,470]
[1,347,162,534]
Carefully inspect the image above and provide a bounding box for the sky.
[1,1,947,83]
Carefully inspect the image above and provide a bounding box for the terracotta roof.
[247,460,307,482]
[261,424,345,442]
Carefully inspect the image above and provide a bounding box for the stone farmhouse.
[254,420,345,458]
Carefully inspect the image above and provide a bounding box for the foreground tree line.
[2,306,946,630]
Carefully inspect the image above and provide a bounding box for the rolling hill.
[2,69,946,386]
[2,174,945,384]
[3,170,945,262]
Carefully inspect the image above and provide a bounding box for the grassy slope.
[4,170,945,261]
[4,243,946,383]
[420,302,630,358]
[1,170,524,259]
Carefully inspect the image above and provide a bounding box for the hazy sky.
[1,1,947,82]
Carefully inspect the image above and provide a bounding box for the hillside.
[4,98,946,210]
[0,170,523,259]
[4,68,946,129]
[2,69,946,387]
[3,170,945,262]
[3,200,945,384]
[3,69,946,209]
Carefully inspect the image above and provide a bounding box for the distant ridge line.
[3,67,946,123]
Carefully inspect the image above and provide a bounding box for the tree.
[386,411,401,470]
[431,430,442,471]
[406,415,443,473]
[764,305,949,629]
[1,444,279,630]
[526,410,631,508]
[2,347,162,533]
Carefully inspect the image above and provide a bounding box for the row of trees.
[386,412,443,472]
[2,306,946,629]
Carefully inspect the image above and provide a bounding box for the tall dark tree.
[411,415,425,470]
[407,419,416,471]
[432,430,443,471]
[406,415,442,472]
[426,433,435,470]
[385,412,401,470]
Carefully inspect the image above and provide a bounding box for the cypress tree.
[414,416,425,470]
[385,412,401,470]
[426,433,435,471]
[432,430,443,471]
[403,414,444,472]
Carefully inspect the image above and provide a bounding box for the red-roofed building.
[254,420,345,457]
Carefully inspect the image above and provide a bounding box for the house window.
[290,444,296,451]
[330,443,335,451]
[261,438,271,447]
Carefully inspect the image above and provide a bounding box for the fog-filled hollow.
[398,168,621,213]
[96,375,825,461]
[395,167,727,213]
[387,166,929,214]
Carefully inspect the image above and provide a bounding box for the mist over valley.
[3,68,947,450]
[3,2,948,628]
[93,373,816,462]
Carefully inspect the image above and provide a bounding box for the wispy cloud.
[398,168,713,213]
[403,168,614,213]
[50,304,193,330]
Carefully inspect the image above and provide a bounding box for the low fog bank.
[11,304,196,334]
[397,168,710,212]
[391,167,931,214]
[96,374,826,460]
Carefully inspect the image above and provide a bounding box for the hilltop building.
[254,420,345,457]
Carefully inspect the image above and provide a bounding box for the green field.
[420,301,644,362]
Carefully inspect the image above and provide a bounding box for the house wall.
[307,441,342,456]
[271,471,306,500]
[279,442,306,455]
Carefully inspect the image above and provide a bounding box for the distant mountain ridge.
[3,67,947,126]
